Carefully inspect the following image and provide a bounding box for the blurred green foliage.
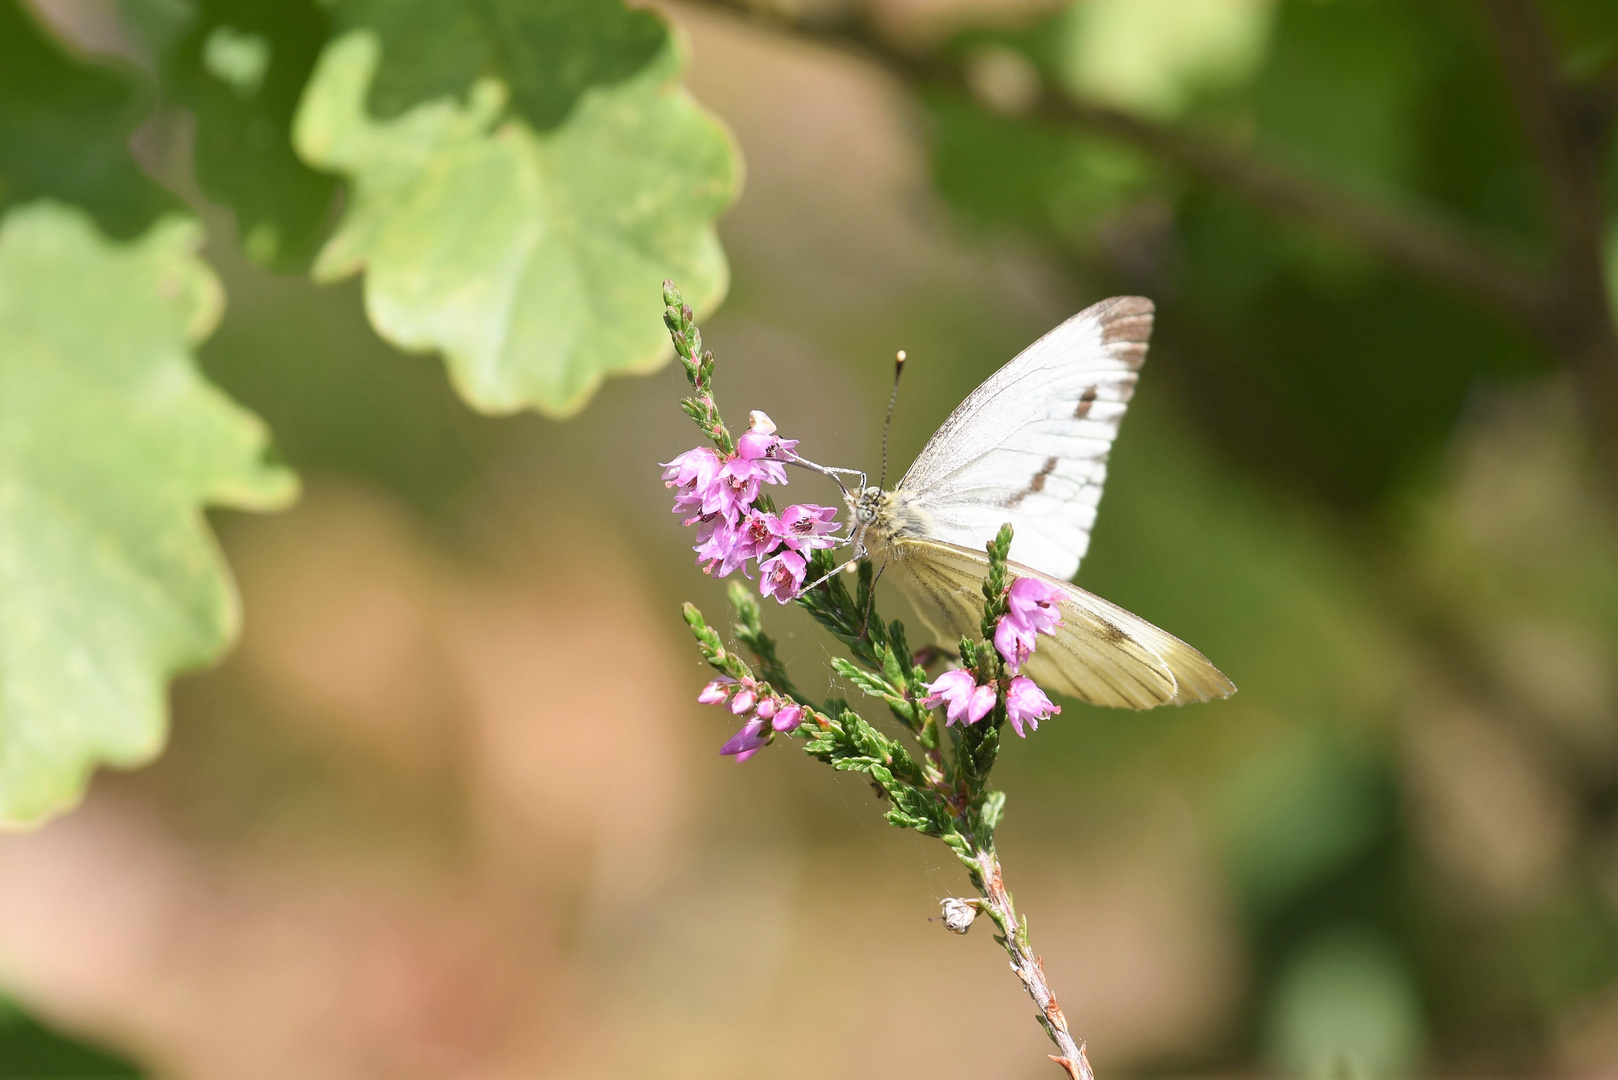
[935,0,1557,507]
[295,31,737,416]
[1057,0,1274,119]
[0,1,176,236]
[0,998,140,1079]
[332,0,667,129]
[157,0,338,269]
[0,203,294,823]
[0,0,737,827]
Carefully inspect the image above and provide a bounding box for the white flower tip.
[747,409,777,435]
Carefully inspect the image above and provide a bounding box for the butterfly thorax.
[846,485,935,563]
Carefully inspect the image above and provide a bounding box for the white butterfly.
[820,296,1234,709]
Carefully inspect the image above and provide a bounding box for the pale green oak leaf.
[0,201,297,826]
[293,30,740,417]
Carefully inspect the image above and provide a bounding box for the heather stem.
[972,843,1095,1080]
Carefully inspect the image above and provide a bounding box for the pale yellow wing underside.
[886,536,1236,709]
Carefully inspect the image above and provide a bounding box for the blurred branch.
[1042,101,1550,318]
[1481,0,1618,476]
[690,0,1547,316]
[687,0,1618,479]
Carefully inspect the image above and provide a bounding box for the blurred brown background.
[1,1,1615,1078]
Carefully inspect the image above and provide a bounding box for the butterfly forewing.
[897,296,1152,581]
[888,537,1235,709]
[866,294,1234,710]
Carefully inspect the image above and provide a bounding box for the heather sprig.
[664,281,732,455]
[661,289,830,597]
[661,281,1095,1080]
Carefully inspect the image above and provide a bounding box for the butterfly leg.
[786,456,867,499]
[799,556,861,596]
[856,560,888,640]
[800,526,870,596]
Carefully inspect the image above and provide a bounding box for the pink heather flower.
[662,446,721,486]
[771,504,840,553]
[994,616,1037,673]
[691,511,726,542]
[738,410,799,469]
[693,516,730,567]
[692,510,783,578]
[734,430,791,485]
[1005,676,1059,737]
[994,577,1065,671]
[721,717,769,761]
[694,516,750,578]
[671,488,705,519]
[1006,577,1064,636]
[709,460,761,518]
[754,696,777,721]
[772,703,804,732]
[698,677,735,705]
[662,447,723,517]
[664,415,814,586]
[922,668,996,726]
[730,686,757,714]
[733,510,785,564]
[759,549,807,604]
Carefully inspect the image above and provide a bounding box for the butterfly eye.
[856,506,876,524]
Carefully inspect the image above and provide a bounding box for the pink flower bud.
[697,677,734,705]
[720,717,769,761]
[772,703,804,732]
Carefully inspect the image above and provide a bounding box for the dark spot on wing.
[1098,620,1129,645]
[1003,455,1059,508]
[1073,386,1098,419]
[1096,297,1153,369]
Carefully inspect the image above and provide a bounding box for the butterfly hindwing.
[887,536,1235,709]
[896,296,1152,581]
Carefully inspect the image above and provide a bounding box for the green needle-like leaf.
[293,28,739,417]
[0,202,296,825]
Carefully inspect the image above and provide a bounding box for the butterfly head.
[851,485,887,526]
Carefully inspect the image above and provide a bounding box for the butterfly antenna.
[878,350,906,492]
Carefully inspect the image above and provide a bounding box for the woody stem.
[972,844,1094,1080]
